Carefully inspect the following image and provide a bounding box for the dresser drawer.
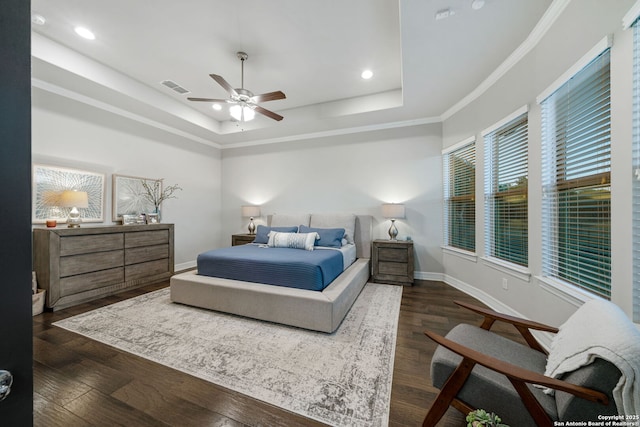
[125,244,169,265]
[60,250,124,277]
[125,230,169,248]
[377,247,409,263]
[125,259,170,281]
[60,233,123,256]
[59,267,125,296]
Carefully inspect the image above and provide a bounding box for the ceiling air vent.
[160,80,190,95]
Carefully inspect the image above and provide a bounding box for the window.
[443,139,476,252]
[540,48,611,299]
[483,109,528,267]
[633,20,640,322]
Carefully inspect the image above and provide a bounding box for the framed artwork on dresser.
[32,164,106,224]
[112,174,161,222]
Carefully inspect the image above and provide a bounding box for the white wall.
[32,88,222,269]
[221,123,445,276]
[441,0,636,328]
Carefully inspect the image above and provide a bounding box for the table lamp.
[241,205,261,234]
[59,190,89,228]
[382,203,405,240]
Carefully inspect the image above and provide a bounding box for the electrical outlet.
[502,278,508,290]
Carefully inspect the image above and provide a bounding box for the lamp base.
[66,207,82,228]
[388,219,398,240]
[248,217,256,235]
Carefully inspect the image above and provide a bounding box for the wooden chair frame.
[422,301,609,427]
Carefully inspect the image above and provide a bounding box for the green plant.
[466,409,509,427]
[141,179,182,211]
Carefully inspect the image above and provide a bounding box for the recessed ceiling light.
[471,0,485,10]
[212,104,222,111]
[361,69,373,80]
[435,8,455,20]
[74,26,96,40]
[31,14,46,26]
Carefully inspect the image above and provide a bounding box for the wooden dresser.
[371,239,414,286]
[33,224,174,310]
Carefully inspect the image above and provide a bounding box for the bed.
[170,214,372,333]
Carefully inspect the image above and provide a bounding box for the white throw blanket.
[544,299,640,415]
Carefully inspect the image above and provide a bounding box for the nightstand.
[232,234,256,246]
[371,239,414,286]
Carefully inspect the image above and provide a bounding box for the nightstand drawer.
[377,247,409,263]
[232,234,256,246]
[378,261,410,276]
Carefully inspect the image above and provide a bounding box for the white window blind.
[633,20,640,322]
[443,140,476,252]
[484,112,528,266]
[540,49,611,299]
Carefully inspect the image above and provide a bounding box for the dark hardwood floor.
[33,279,525,426]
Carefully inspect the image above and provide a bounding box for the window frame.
[538,38,612,301]
[482,106,529,270]
[442,137,476,256]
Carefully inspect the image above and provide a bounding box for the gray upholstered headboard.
[353,215,372,259]
[265,214,372,259]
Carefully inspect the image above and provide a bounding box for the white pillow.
[310,213,356,244]
[270,213,311,227]
[267,232,318,251]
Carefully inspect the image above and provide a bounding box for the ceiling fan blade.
[254,105,284,121]
[187,97,229,103]
[210,74,238,97]
[252,91,286,103]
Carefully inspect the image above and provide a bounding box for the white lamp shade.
[241,205,261,218]
[381,203,405,219]
[59,190,88,208]
[230,104,255,122]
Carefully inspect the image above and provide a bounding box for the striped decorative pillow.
[267,232,318,251]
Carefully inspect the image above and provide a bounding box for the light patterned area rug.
[54,283,402,426]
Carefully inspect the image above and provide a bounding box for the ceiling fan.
[188,51,286,122]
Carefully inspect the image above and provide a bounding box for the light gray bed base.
[170,215,372,333]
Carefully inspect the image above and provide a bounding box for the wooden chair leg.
[423,358,476,427]
[508,379,553,427]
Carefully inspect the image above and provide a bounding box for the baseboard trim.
[175,260,196,273]
[414,271,445,281]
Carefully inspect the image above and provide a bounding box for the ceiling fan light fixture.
[230,103,255,122]
[189,51,285,122]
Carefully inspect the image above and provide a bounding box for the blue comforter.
[197,244,344,291]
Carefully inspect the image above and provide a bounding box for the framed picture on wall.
[112,174,161,222]
[32,164,105,224]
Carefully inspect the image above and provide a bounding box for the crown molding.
[221,116,441,149]
[32,78,222,149]
[440,0,572,121]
